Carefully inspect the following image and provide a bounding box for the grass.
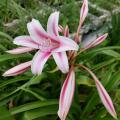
[0,0,120,120]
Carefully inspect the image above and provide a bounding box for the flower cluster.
[3,0,117,120]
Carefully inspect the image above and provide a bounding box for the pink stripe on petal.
[27,19,48,44]
[47,12,59,36]
[13,36,39,49]
[58,68,75,120]
[53,36,79,52]
[82,33,108,49]
[80,0,88,26]
[3,61,31,77]
[79,65,117,119]
[58,25,64,33]
[91,33,108,47]
[6,47,35,54]
[31,50,51,75]
[52,52,69,73]
[95,79,117,119]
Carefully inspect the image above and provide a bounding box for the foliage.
[0,0,120,120]
[109,13,120,46]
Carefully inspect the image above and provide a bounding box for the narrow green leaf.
[10,100,58,115]
[21,105,57,120]
[77,75,94,87]
[0,106,15,120]
[0,54,32,62]
[0,31,13,41]
[101,49,120,58]
[0,76,28,89]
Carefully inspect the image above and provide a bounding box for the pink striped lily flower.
[58,67,75,120]
[3,12,78,76]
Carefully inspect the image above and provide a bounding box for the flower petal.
[47,12,59,36]
[64,25,69,37]
[82,33,108,49]
[31,50,51,75]
[58,68,75,120]
[53,36,79,52]
[79,65,117,119]
[3,61,31,77]
[91,33,108,47]
[27,19,49,44]
[13,36,39,49]
[6,47,34,54]
[80,0,88,26]
[52,52,69,73]
[95,79,117,119]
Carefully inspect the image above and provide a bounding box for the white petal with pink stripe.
[31,50,51,75]
[58,69,75,120]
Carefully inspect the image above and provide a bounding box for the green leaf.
[0,76,28,89]
[21,105,57,120]
[78,46,120,60]
[101,49,120,58]
[0,106,15,120]
[21,88,46,101]
[92,59,115,71]
[10,100,58,115]
[77,75,94,87]
[0,74,45,103]
[0,54,32,62]
[0,31,13,41]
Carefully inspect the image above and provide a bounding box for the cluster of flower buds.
[3,0,117,120]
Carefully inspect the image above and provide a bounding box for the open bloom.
[3,12,78,76]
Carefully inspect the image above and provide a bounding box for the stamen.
[38,38,59,52]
